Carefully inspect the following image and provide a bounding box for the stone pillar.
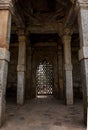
[17,31,26,105]
[62,29,73,105]
[0,1,11,126]
[77,0,88,124]
[58,45,64,99]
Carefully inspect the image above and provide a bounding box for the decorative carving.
[11,0,78,34]
[0,0,11,10]
[77,0,88,8]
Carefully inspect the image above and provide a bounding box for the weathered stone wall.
[7,45,18,97]
[71,34,82,99]
[26,45,32,99]
[72,48,82,98]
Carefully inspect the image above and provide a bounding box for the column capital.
[17,29,27,42]
[76,0,88,9]
[62,35,71,43]
[63,28,72,36]
[0,0,12,10]
[61,28,72,44]
[18,35,26,43]
[0,48,10,62]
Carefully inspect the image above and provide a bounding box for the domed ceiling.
[13,0,72,26]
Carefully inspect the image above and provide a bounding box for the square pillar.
[0,49,10,126]
[0,1,11,127]
[62,28,73,105]
[77,0,88,124]
[17,32,26,105]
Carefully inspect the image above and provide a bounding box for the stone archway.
[31,42,59,99]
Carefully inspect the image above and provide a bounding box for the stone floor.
[1,96,86,130]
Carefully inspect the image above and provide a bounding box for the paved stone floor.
[1,96,86,130]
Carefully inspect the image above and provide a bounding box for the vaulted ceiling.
[12,0,73,26]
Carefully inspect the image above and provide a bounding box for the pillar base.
[65,66,73,105]
[17,71,25,105]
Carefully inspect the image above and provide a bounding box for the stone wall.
[72,48,82,98]
[7,45,18,99]
[71,34,82,99]
[26,45,32,99]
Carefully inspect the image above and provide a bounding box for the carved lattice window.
[36,60,53,95]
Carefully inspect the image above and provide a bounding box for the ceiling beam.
[64,3,77,28]
[11,0,25,28]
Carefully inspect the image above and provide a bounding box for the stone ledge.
[0,48,10,62]
[64,64,73,71]
[79,46,88,61]
[17,65,26,72]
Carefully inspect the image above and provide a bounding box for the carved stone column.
[62,29,73,105]
[0,1,11,126]
[77,0,88,124]
[17,30,26,105]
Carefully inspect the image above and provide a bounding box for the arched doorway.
[31,43,59,99]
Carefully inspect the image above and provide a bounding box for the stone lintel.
[0,48,10,62]
[64,64,73,71]
[79,46,88,61]
[17,65,26,72]
[64,6,76,28]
